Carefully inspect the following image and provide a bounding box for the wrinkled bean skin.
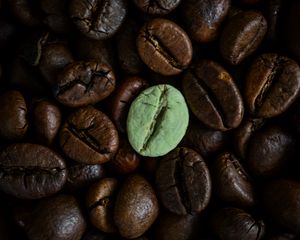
[133,0,181,15]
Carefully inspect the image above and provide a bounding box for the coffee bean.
[0,90,28,140]
[182,0,230,42]
[133,0,181,15]
[137,18,192,76]
[69,0,127,40]
[182,60,244,131]
[109,76,148,133]
[127,84,189,157]
[211,207,265,240]
[262,180,300,235]
[0,143,67,199]
[54,61,115,107]
[220,11,267,65]
[59,106,119,165]
[211,152,256,207]
[16,194,86,240]
[114,174,159,239]
[245,53,300,118]
[156,147,211,215]
[86,178,118,233]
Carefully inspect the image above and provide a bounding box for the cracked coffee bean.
[114,174,159,239]
[182,0,230,43]
[137,18,193,76]
[127,84,189,157]
[156,147,211,215]
[69,0,127,40]
[0,143,67,199]
[0,90,28,141]
[182,60,244,131]
[245,53,300,118]
[220,11,267,65]
[86,178,118,233]
[211,207,265,240]
[133,0,181,15]
[54,61,115,108]
[59,106,119,165]
[211,152,256,208]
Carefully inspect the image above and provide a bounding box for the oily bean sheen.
[182,60,244,131]
[211,152,255,207]
[86,178,118,233]
[54,61,115,108]
[59,106,119,165]
[220,11,267,65]
[18,195,86,240]
[137,18,193,76]
[114,174,159,239]
[69,0,127,40]
[182,0,230,42]
[0,143,67,199]
[0,90,28,140]
[262,180,300,235]
[245,53,300,118]
[211,207,265,240]
[156,147,211,215]
[127,84,189,157]
[133,0,181,15]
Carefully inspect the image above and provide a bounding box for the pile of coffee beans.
[0,0,299,239]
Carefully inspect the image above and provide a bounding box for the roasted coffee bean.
[16,194,86,240]
[182,60,244,131]
[0,143,67,199]
[137,18,193,76]
[33,99,62,146]
[69,0,127,40]
[262,180,300,235]
[59,106,119,165]
[211,152,256,207]
[156,147,211,215]
[220,11,267,65]
[267,232,298,240]
[54,61,115,107]
[211,207,265,240]
[114,174,159,239]
[0,90,28,141]
[182,0,230,42]
[65,162,105,192]
[245,53,300,118]
[133,0,181,15]
[86,178,118,233]
[109,76,148,133]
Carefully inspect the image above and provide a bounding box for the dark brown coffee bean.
[182,0,230,42]
[109,76,148,133]
[182,60,244,131]
[137,18,192,76]
[17,194,86,240]
[33,99,61,146]
[156,147,211,215]
[54,61,115,108]
[211,207,265,240]
[262,180,300,235]
[39,42,74,85]
[211,152,256,207]
[245,53,300,118]
[0,143,67,199]
[69,0,127,40]
[59,106,119,165]
[65,162,105,192]
[86,178,118,233]
[133,0,181,15]
[0,90,28,141]
[114,174,159,239]
[220,11,267,65]
[268,232,298,240]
